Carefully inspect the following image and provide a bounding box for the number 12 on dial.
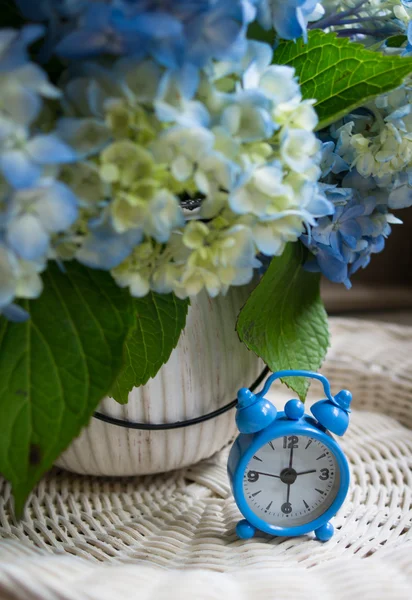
[227,370,352,542]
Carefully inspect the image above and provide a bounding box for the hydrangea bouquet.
[2,0,412,512]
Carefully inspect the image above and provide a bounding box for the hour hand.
[295,469,316,476]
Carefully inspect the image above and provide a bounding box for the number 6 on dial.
[227,370,352,542]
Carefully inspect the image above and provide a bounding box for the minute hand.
[295,469,316,476]
[253,471,281,479]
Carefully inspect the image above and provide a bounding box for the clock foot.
[236,519,256,539]
[315,522,334,542]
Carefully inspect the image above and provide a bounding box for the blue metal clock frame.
[227,370,352,542]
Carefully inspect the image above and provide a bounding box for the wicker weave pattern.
[0,318,412,599]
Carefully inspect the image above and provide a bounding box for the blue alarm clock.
[227,370,352,542]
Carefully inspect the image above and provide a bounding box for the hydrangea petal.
[56,31,115,59]
[15,262,44,299]
[0,246,18,307]
[77,221,142,270]
[14,63,60,99]
[388,184,412,209]
[187,3,243,64]
[1,87,42,127]
[0,26,44,72]
[35,182,79,232]
[252,222,286,255]
[1,303,30,322]
[57,118,110,157]
[119,272,150,298]
[0,150,41,188]
[26,134,77,165]
[14,1,51,21]
[7,214,49,261]
[112,12,183,38]
[117,58,162,103]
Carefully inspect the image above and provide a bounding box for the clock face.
[243,434,340,528]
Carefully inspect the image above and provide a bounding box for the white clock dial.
[243,434,340,528]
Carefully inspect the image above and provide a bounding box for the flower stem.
[310,0,368,31]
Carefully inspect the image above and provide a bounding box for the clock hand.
[295,469,317,476]
[253,471,281,479]
[282,446,294,510]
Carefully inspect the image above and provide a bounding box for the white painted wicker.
[0,317,412,600]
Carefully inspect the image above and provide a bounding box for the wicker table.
[0,318,412,599]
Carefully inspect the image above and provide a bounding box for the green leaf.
[247,21,276,46]
[274,30,412,130]
[110,292,190,404]
[385,35,407,49]
[0,263,134,515]
[236,243,329,401]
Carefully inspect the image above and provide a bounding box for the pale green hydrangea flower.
[63,40,330,299]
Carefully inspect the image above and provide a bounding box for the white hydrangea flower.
[65,38,328,300]
[248,215,306,255]
[115,268,151,297]
[144,189,185,243]
[0,244,44,312]
[0,245,21,309]
[333,81,412,208]
[0,61,60,127]
[151,125,215,183]
[244,62,301,107]
[220,90,275,142]
[229,161,295,218]
[281,128,322,173]
[170,221,260,298]
[275,99,318,131]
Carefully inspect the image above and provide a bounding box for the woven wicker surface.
[1,317,412,599]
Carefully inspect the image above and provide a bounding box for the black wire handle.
[93,366,269,431]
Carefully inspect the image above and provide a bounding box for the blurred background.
[322,209,412,323]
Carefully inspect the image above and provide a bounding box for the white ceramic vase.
[55,283,263,476]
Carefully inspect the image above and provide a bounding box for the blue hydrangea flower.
[0,29,61,128]
[56,4,150,60]
[6,180,79,261]
[349,235,386,276]
[0,25,45,72]
[311,196,368,257]
[302,234,351,287]
[76,215,143,270]
[0,25,77,190]
[303,182,397,288]
[256,0,324,41]
[0,127,77,189]
[2,303,30,322]
[16,0,254,73]
[15,0,85,21]
[320,141,349,178]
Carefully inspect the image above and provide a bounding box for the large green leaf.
[110,292,190,404]
[237,243,329,401]
[274,30,412,130]
[0,263,134,515]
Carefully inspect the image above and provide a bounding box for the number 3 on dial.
[319,468,329,481]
